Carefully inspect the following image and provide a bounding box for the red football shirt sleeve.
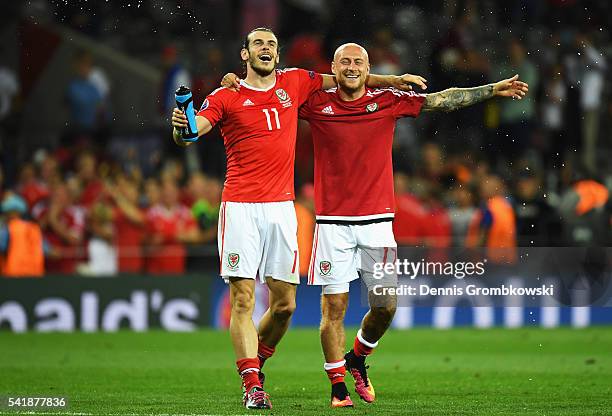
[295,68,323,106]
[392,90,425,119]
[196,87,227,126]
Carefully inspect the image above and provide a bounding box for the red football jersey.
[113,206,145,273]
[34,205,86,274]
[299,87,425,221]
[145,204,196,274]
[197,68,322,203]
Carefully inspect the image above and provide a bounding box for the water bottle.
[175,86,199,142]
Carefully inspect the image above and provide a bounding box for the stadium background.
[1,0,611,331]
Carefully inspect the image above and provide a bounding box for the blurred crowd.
[0,151,223,276]
[1,0,611,276]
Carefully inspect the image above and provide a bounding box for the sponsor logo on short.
[275,88,290,103]
[242,99,255,106]
[321,105,334,115]
[227,253,240,270]
[200,99,209,111]
[320,260,332,276]
[366,102,378,113]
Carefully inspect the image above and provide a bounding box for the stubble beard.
[339,76,366,94]
[248,55,275,77]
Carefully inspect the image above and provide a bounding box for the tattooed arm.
[422,74,529,112]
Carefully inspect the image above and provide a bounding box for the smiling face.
[241,29,279,77]
[332,43,370,94]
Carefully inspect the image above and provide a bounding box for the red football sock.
[324,360,346,385]
[354,329,378,357]
[257,341,275,369]
[236,358,261,392]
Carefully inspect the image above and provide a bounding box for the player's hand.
[171,108,193,147]
[393,74,428,91]
[221,73,241,91]
[171,108,188,128]
[493,74,529,99]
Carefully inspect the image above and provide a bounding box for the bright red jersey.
[299,87,425,221]
[394,193,427,245]
[197,68,322,203]
[113,207,145,273]
[145,204,196,275]
[34,205,86,274]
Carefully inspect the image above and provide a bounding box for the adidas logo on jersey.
[321,106,334,114]
[242,99,255,106]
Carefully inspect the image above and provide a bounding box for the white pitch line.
[0,413,237,416]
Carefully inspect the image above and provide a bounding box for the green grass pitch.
[0,328,611,415]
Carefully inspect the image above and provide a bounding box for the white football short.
[307,221,398,294]
[218,201,299,285]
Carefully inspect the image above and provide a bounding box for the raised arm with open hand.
[422,74,529,112]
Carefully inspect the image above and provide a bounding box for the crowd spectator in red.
[422,187,452,262]
[144,178,196,275]
[393,173,427,246]
[15,163,49,212]
[76,151,103,207]
[34,181,85,274]
[143,177,161,207]
[106,175,145,273]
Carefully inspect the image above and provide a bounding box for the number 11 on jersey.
[262,108,281,130]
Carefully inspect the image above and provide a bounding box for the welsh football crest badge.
[320,260,332,276]
[366,102,379,113]
[227,253,240,270]
[275,88,290,103]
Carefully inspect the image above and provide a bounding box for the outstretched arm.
[422,74,528,112]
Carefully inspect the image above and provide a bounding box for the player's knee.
[232,292,255,315]
[323,309,345,323]
[271,299,296,322]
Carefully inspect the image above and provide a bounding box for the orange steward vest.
[466,196,517,264]
[1,218,44,277]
